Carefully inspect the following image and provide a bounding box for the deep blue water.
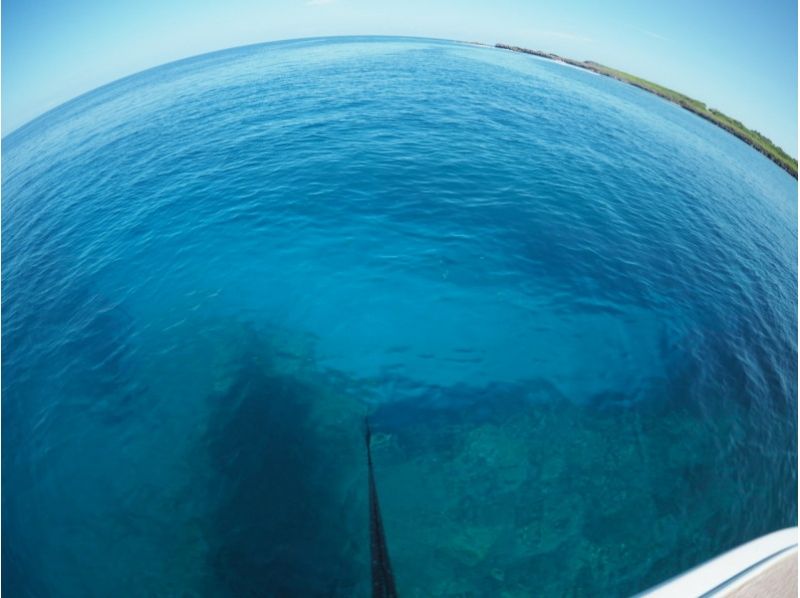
[2,36,797,597]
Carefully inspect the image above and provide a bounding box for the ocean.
[2,36,797,596]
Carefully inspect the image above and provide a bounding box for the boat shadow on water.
[202,345,368,596]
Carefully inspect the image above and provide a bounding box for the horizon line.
[4,33,796,163]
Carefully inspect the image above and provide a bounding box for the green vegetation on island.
[496,44,798,179]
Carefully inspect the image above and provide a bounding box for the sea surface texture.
[3,37,797,597]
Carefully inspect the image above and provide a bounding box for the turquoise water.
[2,36,797,596]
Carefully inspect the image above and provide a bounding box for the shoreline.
[496,44,798,179]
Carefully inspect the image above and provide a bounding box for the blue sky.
[2,0,797,155]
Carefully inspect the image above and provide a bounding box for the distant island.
[496,44,798,179]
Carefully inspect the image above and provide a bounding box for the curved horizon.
[4,34,797,165]
[3,0,797,155]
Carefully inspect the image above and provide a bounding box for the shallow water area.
[2,36,797,596]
